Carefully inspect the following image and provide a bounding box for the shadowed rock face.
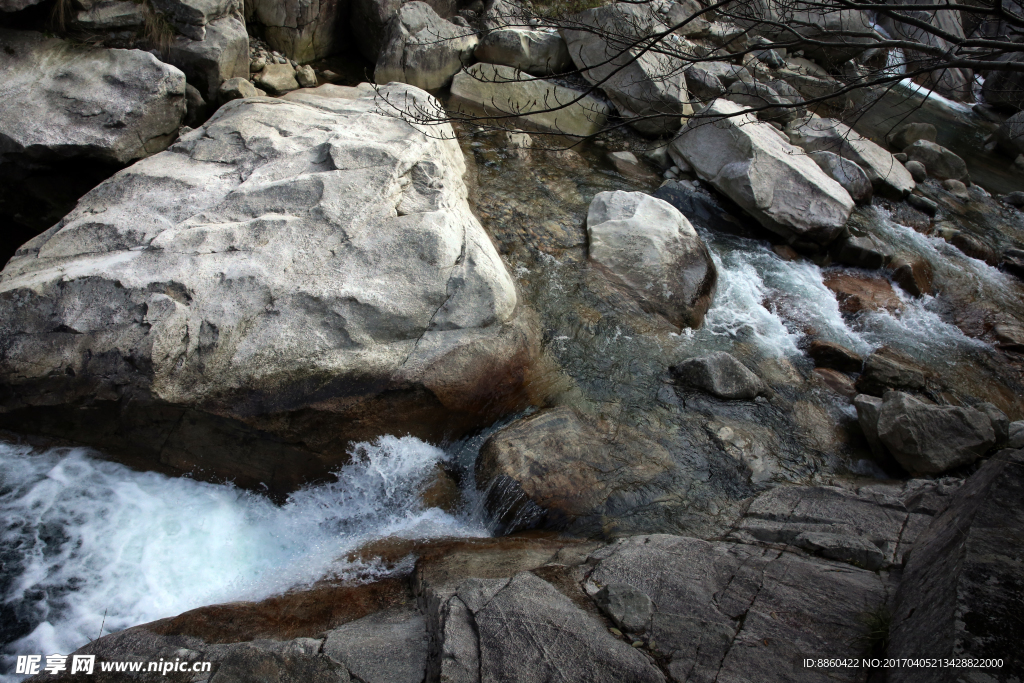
[0,29,186,166]
[0,83,540,492]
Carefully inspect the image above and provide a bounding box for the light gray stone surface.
[786,116,915,199]
[903,139,970,182]
[375,1,478,91]
[808,151,873,203]
[672,351,765,400]
[350,0,457,63]
[0,83,535,491]
[474,27,571,76]
[255,61,300,93]
[671,100,853,246]
[0,30,185,165]
[586,191,717,329]
[151,0,238,41]
[594,583,653,633]
[323,607,427,683]
[163,14,249,101]
[449,63,610,137]
[561,3,690,135]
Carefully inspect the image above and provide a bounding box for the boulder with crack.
[671,100,854,247]
[162,14,249,102]
[474,27,571,76]
[249,0,348,62]
[0,83,539,493]
[0,29,185,166]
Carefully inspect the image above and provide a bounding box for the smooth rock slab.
[586,191,716,329]
[323,607,427,683]
[474,27,571,76]
[808,151,873,203]
[0,84,536,492]
[671,100,853,246]
[0,29,185,165]
[449,63,610,137]
[903,140,969,182]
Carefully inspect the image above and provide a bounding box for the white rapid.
[0,437,486,678]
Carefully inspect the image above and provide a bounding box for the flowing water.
[2,121,1023,679]
[0,437,488,680]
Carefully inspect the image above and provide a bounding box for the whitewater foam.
[0,437,485,678]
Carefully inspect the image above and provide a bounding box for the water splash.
[0,437,486,675]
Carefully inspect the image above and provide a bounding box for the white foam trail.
[0,437,485,676]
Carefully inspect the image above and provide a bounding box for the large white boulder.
[586,191,717,329]
[449,63,611,137]
[786,116,915,199]
[561,3,691,136]
[0,83,538,492]
[375,1,478,91]
[670,99,854,246]
[0,30,186,166]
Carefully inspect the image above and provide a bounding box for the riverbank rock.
[871,392,997,474]
[375,2,478,91]
[255,62,300,93]
[888,448,1024,675]
[162,15,249,101]
[671,100,854,247]
[249,0,347,62]
[586,191,717,329]
[903,140,970,182]
[449,63,610,137]
[786,116,915,199]
[474,27,571,76]
[672,351,766,400]
[350,0,456,64]
[561,3,690,136]
[0,29,185,166]
[0,84,539,493]
[808,151,873,203]
[150,0,237,41]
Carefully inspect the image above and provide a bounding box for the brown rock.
[808,339,863,372]
[949,232,999,266]
[888,256,934,297]
[855,347,929,396]
[812,367,858,397]
[772,244,801,261]
[420,465,462,513]
[994,322,1024,353]
[823,272,902,314]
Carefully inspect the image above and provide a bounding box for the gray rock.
[671,100,853,246]
[162,14,249,101]
[594,583,653,633]
[183,83,208,128]
[683,65,726,101]
[906,192,937,215]
[206,640,348,683]
[876,392,996,475]
[561,3,690,135]
[725,81,801,123]
[375,2,478,91]
[474,28,571,76]
[809,151,873,203]
[854,394,886,458]
[1009,421,1024,448]
[887,122,937,150]
[786,116,915,199]
[256,61,300,93]
[905,159,927,182]
[0,30,185,166]
[588,535,888,682]
[888,449,1024,678]
[855,347,927,396]
[323,607,427,683]
[903,139,969,182]
[664,0,709,36]
[878,0,973,101]
[74,0,146,29]
[249,0,347,62]
[295,64,317,88]
[218,75,259,101]
[672,351,765,400]
[150,0,237,41]
[999,110,1024,157]
[586,191,717,329]
[0,84,535,492]
[450,63,610,137]
[976,402,1010,444]
[433,572,666,683]
[0,0,44,10]
[808,339,863,372]
[830,232,892,269]
[350,0,457,63]
[982,52,1024,111]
